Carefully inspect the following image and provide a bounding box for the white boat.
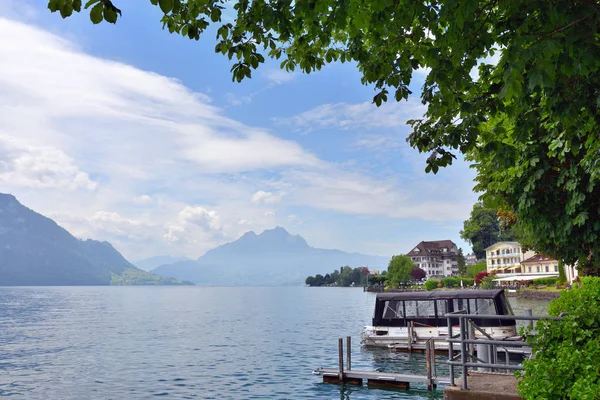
[360,290,518,351]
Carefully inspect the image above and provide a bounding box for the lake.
[0,287,550,399]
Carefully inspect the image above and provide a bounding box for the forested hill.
[0,193,191,286]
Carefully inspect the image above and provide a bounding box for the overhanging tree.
[48,0,600,274]
[461,202,514,259]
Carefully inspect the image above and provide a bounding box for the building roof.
[522,254,557,264]
[406,240,456,256]
[484,241,522,251]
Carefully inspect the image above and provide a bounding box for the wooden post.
[338,338,344,382]
[346,336,351,371]
[408,322,413,353]
[431,339,437,381]
[426,340,433,391]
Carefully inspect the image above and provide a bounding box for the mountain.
[0,193,191,286]
[151,226,390,285]
[134,255,192,271]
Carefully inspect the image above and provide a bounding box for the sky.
[0,0,479,261]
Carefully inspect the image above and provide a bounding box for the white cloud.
[224,93,252,106]
[287,214,303,225]
[0,18,319,177]
[132,195,153,205]
[274,97,426,132]
[0,135,97,190]
[251,190,283,205]
[352,134,403,153]
[178,206,221,230]
[263,68,297,85]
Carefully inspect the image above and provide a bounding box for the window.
[554,264,559,272]
[453,298,467,313]
[382,300,403,319]
[404,301,436,318]
[536,266,540,273]
[545,265,549,273]
[528,266,532,273]
[437,300,449,317]
[468,299,497,315]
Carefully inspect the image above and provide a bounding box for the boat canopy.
[372,289,514,328]
[375,289,506,302]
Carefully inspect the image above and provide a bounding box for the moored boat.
[361,290,518,351]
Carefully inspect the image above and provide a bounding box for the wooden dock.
[313,368,452,390]
[315,336,450,391]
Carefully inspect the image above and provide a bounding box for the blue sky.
[0,1,479,261]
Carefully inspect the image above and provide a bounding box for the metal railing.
[444,311,565,390]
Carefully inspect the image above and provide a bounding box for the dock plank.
[313,368,451,386]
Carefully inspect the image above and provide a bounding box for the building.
[485,242,535,274]
[487,242,579,284]
[465,253,478,265]
[407,240,458,278]
[521,254,559,275]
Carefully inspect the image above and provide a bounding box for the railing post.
[447,316,455,386]
[346,336,351,371]
[338,338,344,382]
[459,316,468,390]
[524,308,534,330]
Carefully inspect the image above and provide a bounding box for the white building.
[486,242,535,274]
[487,242,579,284]
[407,240,458,278]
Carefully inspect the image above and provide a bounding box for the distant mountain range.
[0,194,191,286]
[151,227,390,285]
[134,255,192,271]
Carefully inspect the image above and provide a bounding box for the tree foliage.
[48,0,600,274]
[517,277,600,399]
[386,255,414,287]
[465,261,487,279]
[456,248,467,276]
[460,202,514,259]
[305,266,370,287]
[410,267,426,281]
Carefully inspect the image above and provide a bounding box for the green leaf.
[89,3,103,24]
[158,0,173,14]
[73,0,82,12]
[103,6,117,23]
[84,0,100,8]
[60,2,73,18]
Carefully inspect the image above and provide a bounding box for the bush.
[424,279,439,291]
[475,271,490,284]
[517,277,600,399]
[480,275,496,289]
[533,277,558,286]
[442,277,460,288]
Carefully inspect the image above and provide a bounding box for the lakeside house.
[465,253,479,265]
[407,240,458,278]
[486,242,535,274]
[486,241,579,284]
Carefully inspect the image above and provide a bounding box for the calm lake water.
[0,287,550,399]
